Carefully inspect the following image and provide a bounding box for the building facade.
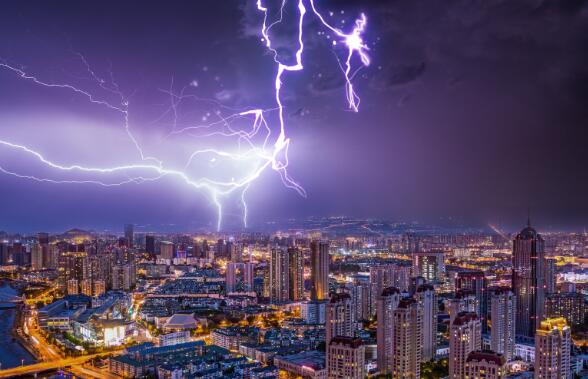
[391,297,423,379]
[490,288,515,361]
[512,222,545,337]
[449,312,482,379]
[376,286,401,374]
[327,337,365,379]
[310,241,329,301]
[535,318,572,379]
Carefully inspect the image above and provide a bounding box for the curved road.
[0,352,120,378]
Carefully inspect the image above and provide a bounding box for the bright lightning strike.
[0,1,369,230]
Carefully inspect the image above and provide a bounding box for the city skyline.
[0,2,586,378]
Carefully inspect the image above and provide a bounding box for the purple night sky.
[0,0,587,232]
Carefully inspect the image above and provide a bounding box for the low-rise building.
[274,350,327,379]
[464,350,507,379]
[211,326,260,351]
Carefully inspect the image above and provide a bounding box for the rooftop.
[329,336,363,349]
[466,350,506,366]
[274,350,325,371]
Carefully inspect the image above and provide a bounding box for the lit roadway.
[7,286,120,378]
[26,320,62,361]
[0,353,115,378]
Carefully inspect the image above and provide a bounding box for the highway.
[26,319,62,361]
[0,354,103,378]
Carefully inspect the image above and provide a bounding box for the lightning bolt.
[0,0,369,230]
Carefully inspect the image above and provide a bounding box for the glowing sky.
[0,0,587,232]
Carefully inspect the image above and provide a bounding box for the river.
[0,282,36,369]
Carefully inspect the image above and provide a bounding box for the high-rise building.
[545,292,588,327]
[310,241,329,301]
[370,264,410,315]
[490,288,515,361]
[327,337,365,379]
[227,242,241,262]
[288,247,304,301]
[403,233,421,254]
[270,248,290,303]
[512,220,545,337]
[449,312,482,379]
[111,263,136,291]
[544,257,556,295]
[415,284,437,361]
[215,239,227,259]
[391,297,423,379]
[32,233,52,271]
[31,244,43,270]
[48,245,59,269]
[535,318,572,379]
[301,300,327,324]
[449,290,478,325]
[60,251,89,294]
[456,270,488,332]
[376,287,401,374]
[412,251,445,281]
[124,224,134,248]
[226,262,255,293]
[159,241,175,260]
[326,293,355,346]
[351,276,371,322]
[145,235,155,256]
[464,351,507,379]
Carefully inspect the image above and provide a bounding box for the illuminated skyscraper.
[391,297,423,379]
[326,293,355,346]
[351,275,371,321]
[449,312,482,379]
[455,270,488,332]
[376,286,401,374]
[512,220,545,337]
[490,288,515,361]
[31,244,43,270]
[535,318,572,379]
[310,240,329,301]
[412,251,445,281]
[60,250,89,294]
[288,247,304,301]
[124,224,134,248]
[544,257,556,295]
[270,248,290,303]
[415,284,437,361]
[545,292,588,327]
[159,241,175,260]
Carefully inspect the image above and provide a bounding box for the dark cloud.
[387,62,426,86]
[0,0,587,231]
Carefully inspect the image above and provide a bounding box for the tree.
[420,358,448,379]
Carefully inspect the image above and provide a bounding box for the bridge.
[0,352,119,378]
